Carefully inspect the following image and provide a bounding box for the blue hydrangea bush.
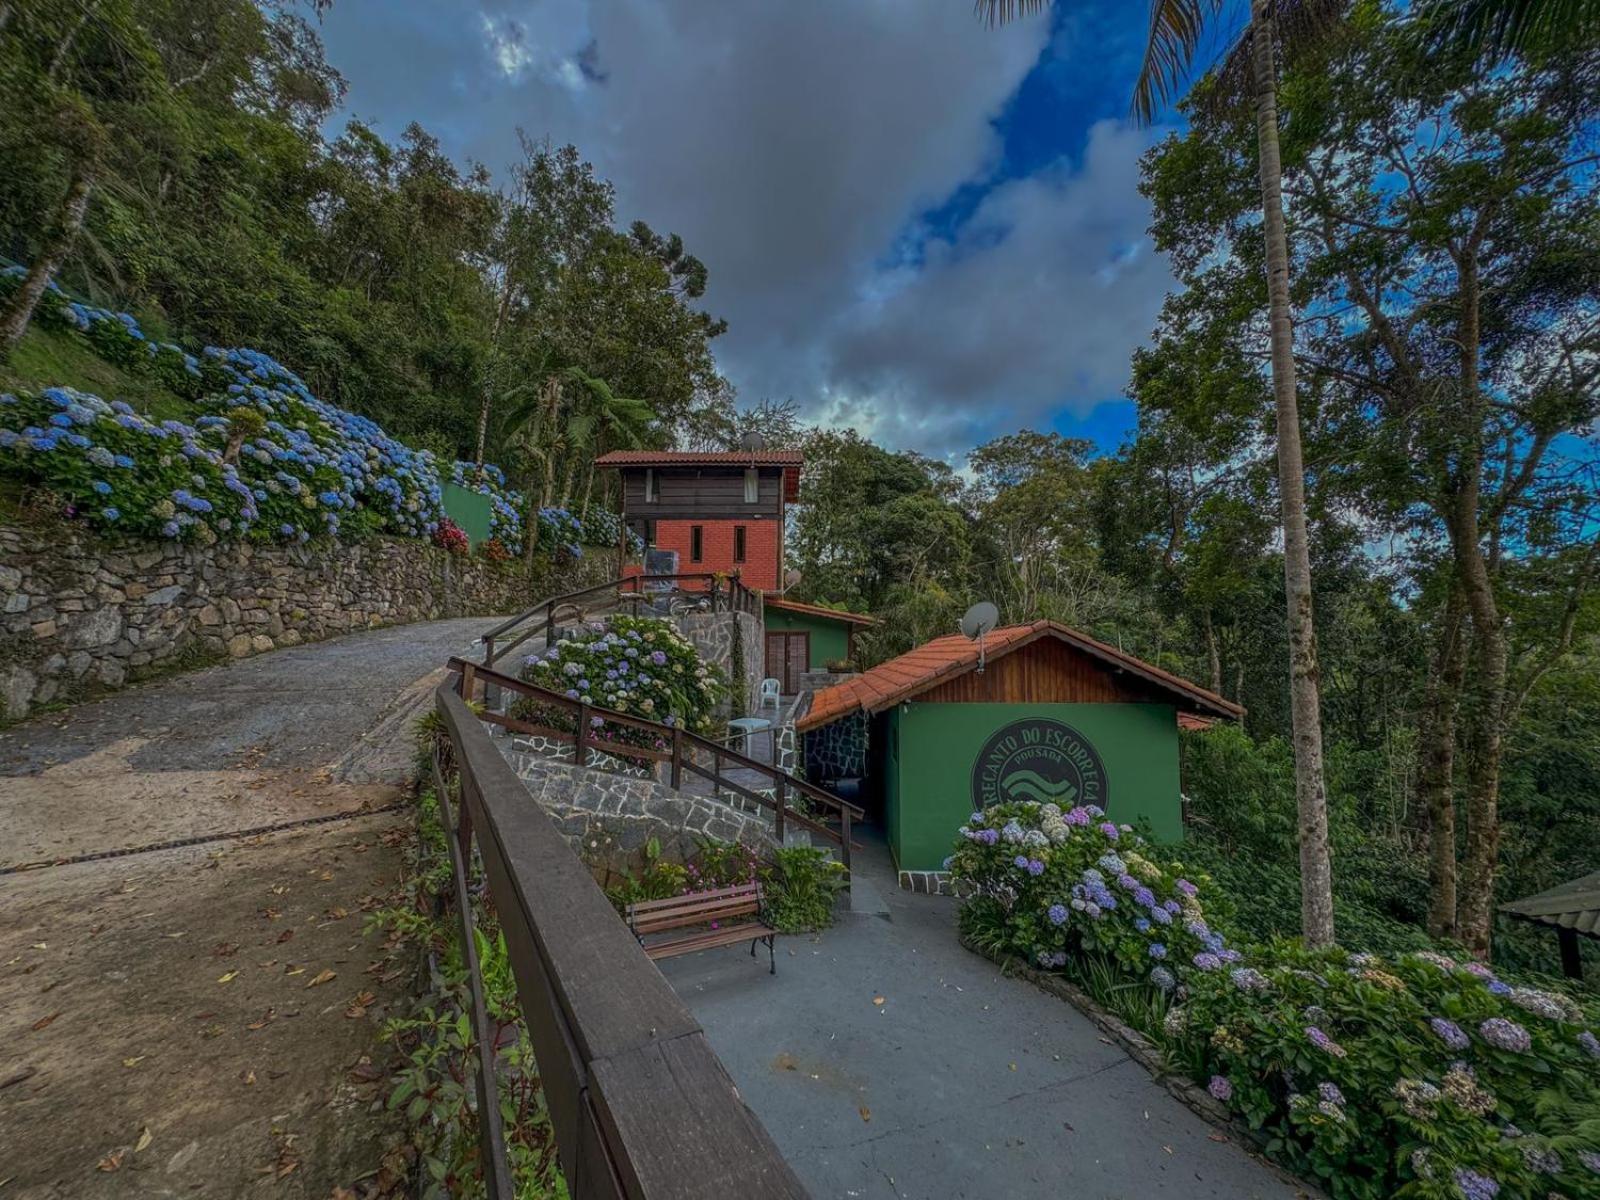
[947,803,1600,1199]
[511,616,724,751]
[0,268,633,554]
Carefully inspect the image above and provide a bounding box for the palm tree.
[1418,0,1600,61]
[978,0,1339,945]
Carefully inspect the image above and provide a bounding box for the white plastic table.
[727,716,772,757]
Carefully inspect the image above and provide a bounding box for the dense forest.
[1,0,1596,976]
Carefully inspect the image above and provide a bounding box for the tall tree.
[979,0,1341,945]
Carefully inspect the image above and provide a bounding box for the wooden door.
[764,632,809,694]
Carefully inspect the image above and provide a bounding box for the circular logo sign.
[971,718,1108,811]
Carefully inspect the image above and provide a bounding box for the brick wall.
[653,518,782,591]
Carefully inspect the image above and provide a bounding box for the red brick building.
[595,450,802,591]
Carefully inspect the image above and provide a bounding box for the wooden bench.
[625,883,777,975]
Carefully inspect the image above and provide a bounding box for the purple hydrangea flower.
[1014,855,1030,870]
[1306,1026,1347,1057]
[1429,1017,1470,1051]
[1317,1081,1345,1106]
[1479,1017,1531,1053]
[1192,952,1221,971]
[1026,858,1046,876]
[1207,1075,1233,1102]
[1098,822,1120,841]
[1452,1169,1499,1200]
[1149,905,1172,926]
[1047,904,1068,926]
[1149,965,1176,992]
[1064,806,1091,826]
[1134,917,1151,933]
[1133,886,1156,908]
[1149,943,1167,960]
[1578,1031,1600,1059]
[1175,878,1198,897]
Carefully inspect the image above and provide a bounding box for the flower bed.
[512,616,724,750]
[0,267,636,555]
[948,801,1600,1200]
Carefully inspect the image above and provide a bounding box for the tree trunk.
[1449,255,1506,958]
[1202,609,1222,695]
[0,165,93,357]
[474,274,516,474]
[1417,584,1467,940]
[579,462,595,520]
[1250,0,1335,947]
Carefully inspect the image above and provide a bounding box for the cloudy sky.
[318,1,1178,463]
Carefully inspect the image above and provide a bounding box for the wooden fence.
[481,572,761,669]
[451,656,861,872]
[430,679,809,1198]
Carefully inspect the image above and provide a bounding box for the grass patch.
[0,325,192,421]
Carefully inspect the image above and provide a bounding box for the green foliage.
[762,846,847,933]
[373,787,565,1199]
[512,616,725,743]
[604,837,689,911]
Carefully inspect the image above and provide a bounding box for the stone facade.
[500,739,779,879]
[0,520,612,721]
[805,709,869,782]
[673,609,762,717]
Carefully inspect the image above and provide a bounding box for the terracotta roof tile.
[796,620,1242,733]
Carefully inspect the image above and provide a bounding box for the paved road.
[0,617,494,1198]
[663,831,1309,1200]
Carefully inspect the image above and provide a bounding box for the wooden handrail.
[432,683,807,1197]
[450,657,862,869]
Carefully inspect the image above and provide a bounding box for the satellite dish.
[784,568,803,589]
[961,602,999,640]
[738,430,767,452]
[962,601,1000,675]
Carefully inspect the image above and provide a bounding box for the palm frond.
[1191,0,1350,121]
[1133,0,1233,125]
[974,0,1054,30]
[1418,0,1600,63]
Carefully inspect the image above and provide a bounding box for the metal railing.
[430,678,809,1198]
[481,573,761,669]
[452,657,862,873]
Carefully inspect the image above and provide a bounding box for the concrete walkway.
[661,831,1307,1200]
[0,617,495,1198]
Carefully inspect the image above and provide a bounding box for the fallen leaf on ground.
[858,1106,871,1122]
[344,991,375,1018]
[1207,1133,1229,1143]
[135,1127,152,1153]
[243,1070,256,1086]
[871,996,885,1006]
[96,1150,125,1172]
[261,907,281,920]
[31,1012,61,1031]
[212,942,239,957]
[30,942,46,950]
[247,1010,276,1031]
[284,965,306,977]
[217,970,238,984]
[305,969,336,989]
[276,929,294,944]
[122,1056,146,1068]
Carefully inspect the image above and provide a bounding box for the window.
[733,525,747,563]
[743,468,759,503]
[690,525,703,563]
[644,468,657,503]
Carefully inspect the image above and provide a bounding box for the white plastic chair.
[759,677,781,712]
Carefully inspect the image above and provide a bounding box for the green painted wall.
[440,483,493,547]
[762,606,852,668]
[889,702,1182,872]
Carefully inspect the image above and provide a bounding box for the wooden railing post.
[544,603,555,649]
[774,776,786,841]
[483,634,496,667]
[459,662,477,703]
[840,807,852,878]
[670,726,683,790]
[575,700,589,769]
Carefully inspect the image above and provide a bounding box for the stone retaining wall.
[674,609,761,717]
[500,739,778,880]
[0,520,612,721]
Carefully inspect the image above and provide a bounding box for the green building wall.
[886,701,1182,872]
[440,483,494,547]
[762,606,853,669]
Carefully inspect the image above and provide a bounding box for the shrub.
[947,803,1600,1199]
[762,845,847,933]
[432,517,469,555]
[514,616,723,741]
